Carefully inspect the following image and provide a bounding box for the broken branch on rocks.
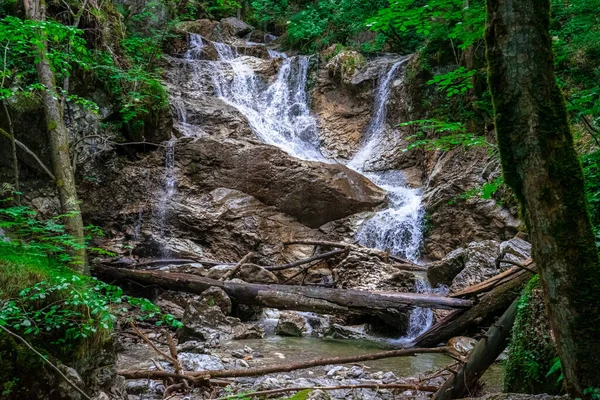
[220,252,254,281]
[264,248,348,271]
[215,383,440,399]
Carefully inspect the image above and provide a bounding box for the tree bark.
[432,299,519,400]
[24,0,87,273]
[94,266,472,325]
[486,0,600,396]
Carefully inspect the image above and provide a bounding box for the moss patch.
[504,276,563,394]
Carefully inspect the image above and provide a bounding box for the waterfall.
[346,58,432,338]
[185,34,205,60]
[154,138,176,251]
[205,47,324,160]
[176,36,432,336]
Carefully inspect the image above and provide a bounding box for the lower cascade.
[168,33,434,339]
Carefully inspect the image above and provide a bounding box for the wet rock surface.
[178,137,386,228]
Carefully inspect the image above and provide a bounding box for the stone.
[447,336,478,354]
[231,349,246,359]
[177,340,206,354]
[333,251,412,292]
[178,137,386,228]
[450,240,503,293]
[232,323,265,340]
[347,366,365,379]
[326,50,367,85]
[381,371,397,384]
[325,324,369,340]
[422,148,520,260]
[175,19,219,39]
[178,353,224,371]
[220,17,254,38]
[427,247,467,287]
[200,286,232,315]
[276,312,308,337]
[206,263,279,284]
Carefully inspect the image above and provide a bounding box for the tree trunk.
[432,299,519,400]
[94,266,472,326]
[24,0,87,273]
[486,0,600,396]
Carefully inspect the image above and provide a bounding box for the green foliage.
[250,0,387,52]
[584,387,600,400]
[546,357,564,383]
[0,16,91,99]
[0,200,181,353]
[427,66,476,98]
[448,176,504,205]
[400,119,488,151]
[551,0,600,134]
[581,150,600,229]
[367,0,485,54]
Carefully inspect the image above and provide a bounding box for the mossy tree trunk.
[486,0,600,397]
[24,0,88,273]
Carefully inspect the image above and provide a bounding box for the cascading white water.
[154,138,176,249]
[176,35,432,337]
[184,34,205,60]
[348,58,425,263]
[346,58,433,340]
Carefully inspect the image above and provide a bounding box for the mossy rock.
[325,50,367,84]
[504,276,563,394]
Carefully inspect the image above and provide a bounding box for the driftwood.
[119,347,455,381]
[215,383,439,399]
[95,266,471,326]
[264,248,348,271]
[220,252,254,281]
[412,269,530,347]
[432,299,519,399]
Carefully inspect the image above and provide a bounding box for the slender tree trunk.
[486,0,600,396]
[24,0,88,273]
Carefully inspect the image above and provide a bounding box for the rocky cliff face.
[5,17,521,270]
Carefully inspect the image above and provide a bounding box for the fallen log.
[449,262,534,299]
[118,346,455,381]
[215,383,439,399]
[412,270,530,347]
[264,248,348,271]
[95,266,472,326]
[432,298,519,399]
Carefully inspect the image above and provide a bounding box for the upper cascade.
[170,29,424,266]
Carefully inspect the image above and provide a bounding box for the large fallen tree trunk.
[95,266,471,325]
[412,269,531,347]
[432,299,519,399]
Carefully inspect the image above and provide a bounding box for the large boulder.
[220,17,254,38]
[427,248,467,287]
[446,238,531,293]
[177,137,386,227]
[276,312,308,337]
